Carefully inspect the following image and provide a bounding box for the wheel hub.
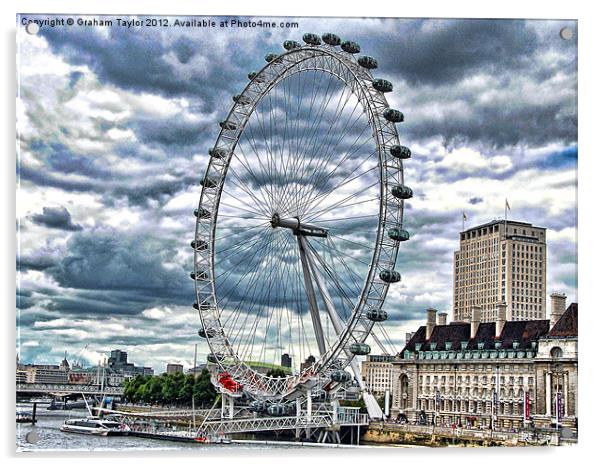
[270,213,328,238]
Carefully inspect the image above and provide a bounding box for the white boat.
[60,417,131,436]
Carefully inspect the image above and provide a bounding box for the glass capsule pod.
[283,40,301,50]
[249,400,267,412]
[389,145,411,159]
[267,403,287,416]
[383,108,404,123]
[388,227,410,241]
[247,72,266,83]
[366,309,388,322]
[265,53,282,63]
[219,120,237,131]
[330,370,352,383]
[207,353,224,364]
[198,328,216,339]
[194,208,211,219]
[357,56,378,69]
[190,239,208,251]
[193,300,212,311]
[372,79,393,93]
[341,40,360,54]
[322,33,341,46]
[209,147,227,158]
[190,271,208,281]
[379,269,401,283]
[391,184,413,199]
[201,177,218,189]
[232,94,251,105]
[302,33,321,45]
[350,342,371,355]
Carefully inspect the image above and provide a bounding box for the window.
[550,347,564,358]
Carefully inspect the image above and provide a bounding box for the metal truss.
[16,383,123,396]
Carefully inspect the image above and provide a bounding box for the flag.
[462,212,467,221]
[505,199,511,211]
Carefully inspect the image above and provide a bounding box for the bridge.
[16,382,123,396]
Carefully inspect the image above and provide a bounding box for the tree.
[193,369,217,407]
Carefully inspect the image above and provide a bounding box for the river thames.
[16,406,301,452]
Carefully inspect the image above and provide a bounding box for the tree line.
[123,369,217,407]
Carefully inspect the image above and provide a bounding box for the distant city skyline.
[17,16,577,371]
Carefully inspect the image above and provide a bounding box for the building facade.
[166,363,184,374]
[391,299,577,431]
[453,220,546,322]
[361,355,396,397]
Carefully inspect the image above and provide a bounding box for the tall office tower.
[453,220,546,323]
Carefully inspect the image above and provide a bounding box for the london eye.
[192,33,412,416]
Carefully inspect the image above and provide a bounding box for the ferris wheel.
[192,33,412,407]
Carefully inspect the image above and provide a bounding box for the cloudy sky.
[16,15,577,372]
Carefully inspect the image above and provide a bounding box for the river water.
[16,406,299,452]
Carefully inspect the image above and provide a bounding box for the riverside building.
[453,220,546,323]
[390,295,577,431]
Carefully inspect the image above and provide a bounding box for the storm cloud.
[16,16,577,371]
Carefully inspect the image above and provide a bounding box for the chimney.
[470,306,481,339]
[549,292,567,328]
[437,312,448,326]
[426,308,437,340]
[496,302,507,338]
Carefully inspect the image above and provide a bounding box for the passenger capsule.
[194,208,211,219]
[379,269,401,283]
[383,108,404,123]
[302,33,321,46]
[389,145,411,159]
[341,40,360,54]
[193,300,212,311]
[249,400,267,412]
[207,353,224,364]
[247,72,266,83]
[283,40,301,50]
[233,94,251,105]
[350,342,371,355]
[190,239,208,251]
[209,147,227,158]
[388,228,410,242]
[372,79,393,93]
[267,403,287,416]
[265,53,281,63]
[366,309,388,322]
[219,120,237,131]
[198,328,216,339]
[330,370,352,383]
[322,33,341,46]
[357,56,378,69]
[201,177,218,189]
[190,271,208,281]
[311,390,328,401]
[391,184,413,200]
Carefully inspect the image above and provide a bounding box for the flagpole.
[504,199,508,238]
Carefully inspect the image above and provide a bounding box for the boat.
[60,417,131,436]
[16,411,36,424]
[194,433,232,444]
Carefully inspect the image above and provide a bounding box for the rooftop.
[400,304,577,356]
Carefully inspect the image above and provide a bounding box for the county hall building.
[390,295,577,431]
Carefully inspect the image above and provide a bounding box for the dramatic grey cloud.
[16,15,577,371]
[30,206,82,231]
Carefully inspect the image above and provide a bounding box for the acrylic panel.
[16,14,578,451]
